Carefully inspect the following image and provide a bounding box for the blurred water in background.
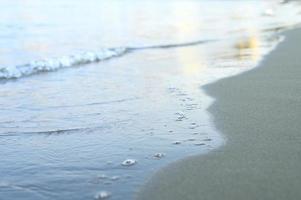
[0,0,301,199]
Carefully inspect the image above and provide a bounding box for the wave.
[0,39,213,80]
[128,39,214,50]
[0,48,127,79]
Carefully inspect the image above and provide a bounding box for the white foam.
[94,191,111,199]
[0,48,127,79]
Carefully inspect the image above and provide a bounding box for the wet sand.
[136,29,301,200]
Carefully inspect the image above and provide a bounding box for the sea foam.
[0,48,127,79]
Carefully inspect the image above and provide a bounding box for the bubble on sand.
[121,159,137,166]
[0,181,11,188]
[94,191,111,199]
[172,141,181,145]
[153,153,165,159]
[194,143,206,146]
[125,175,132,179]
[110,176,120,181]
[189,125,198,129]
[263,8,274,16]
[175,112,186,121]
[106,161,113,165]
[97,174,108,180]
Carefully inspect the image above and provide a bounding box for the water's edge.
[135,27,301,200]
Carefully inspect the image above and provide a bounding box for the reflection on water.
[176,47,207,76]
[236,36,259,50]
[1,0,300,67]
[235,35,260,61]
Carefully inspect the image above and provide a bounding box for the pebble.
[94,191,111,199]
[122,159,137,166]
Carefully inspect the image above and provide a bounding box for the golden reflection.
[235,35,261,61]
[170,2,207,77]
[176,47,207,76]
[235,36,259,50]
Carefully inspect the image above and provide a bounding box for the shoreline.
[136,29,301,200]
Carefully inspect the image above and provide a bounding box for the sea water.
[0,0,301,199]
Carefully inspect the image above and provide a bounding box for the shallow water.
[0,0,301,199]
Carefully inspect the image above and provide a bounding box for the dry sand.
[136,29,301,200]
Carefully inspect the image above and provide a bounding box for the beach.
[1,1,301,199]
[136,29,301,200]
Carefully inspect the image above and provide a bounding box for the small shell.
[122,159,137,166]
[94,191,111,199]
